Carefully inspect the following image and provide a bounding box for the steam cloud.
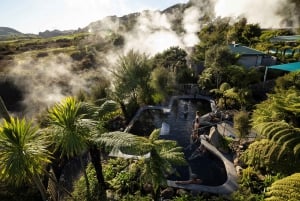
[5,0,299,117]
[7,54,98,117]
[214,0,296,28]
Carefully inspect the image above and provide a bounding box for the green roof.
[269,62,300,72]
[270,35,300,43]
[228,44,265,55]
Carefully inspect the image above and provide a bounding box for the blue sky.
[0,0,189,34]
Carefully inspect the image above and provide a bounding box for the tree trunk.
[119,101,129,124]
[80,156,91,201]
[89,145,107,201]
[32,174,48,201]
[152,187,160,201]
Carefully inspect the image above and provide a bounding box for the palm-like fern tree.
[98,129,187,201]
[47,97,119,201]
[47,97,96,200]
[0,117,52,201]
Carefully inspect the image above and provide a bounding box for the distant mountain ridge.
[0,27,22,36]
[1,1,198,39]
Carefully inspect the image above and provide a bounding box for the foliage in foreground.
[241,139,300,175]
[99,129,187,200]
[265,173,300,201]
[0,118,52,201]
[70,163,102,201]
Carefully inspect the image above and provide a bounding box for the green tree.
[234,110,251,142]
[98,129,187,201]
[0,118,52,201]
[227,17,247,44]
[150,66,176,104]
[112,50,153,122]
[202,45,236,89]
[226,17,263,46]
[152,46,194,84]
[48,97,120,201]
[250,76,300,173]
[224,87,253,109]
[47,97,121,201]
[210,82,231,109]
[224,65,261,89]
[192,17,231,62]
[47,97,93,200]
[241,24,261,46]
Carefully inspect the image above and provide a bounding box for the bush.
[71,163,102,201]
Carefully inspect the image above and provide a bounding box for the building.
[228,43,276,68]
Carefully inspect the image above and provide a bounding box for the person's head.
[196,111,200,116]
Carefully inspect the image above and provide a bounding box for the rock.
[236,166,243,176]
[161,187,175,199]
[208,126,221,148]
[176,188,189,196]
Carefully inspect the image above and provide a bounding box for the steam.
[7,0,297,118]
[123,10,183,56]
[8,54,95,116]
[8,1,214,117]
[214,0,287,28]
[182,6,202,47]
[105,1,215,56]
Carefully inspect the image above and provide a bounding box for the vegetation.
[0,118,52,201]
[265,173,300,201]
[99,129,187,200]
[0,3,300,200]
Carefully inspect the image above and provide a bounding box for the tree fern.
[241,139,299,174]
[265,173,300,201]
[99,129,186,200]
[253,121,300,158]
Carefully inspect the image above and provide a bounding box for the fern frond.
[149,129,160,141]
[293,143,300,158]
[153,139,177,149]
[98,100,119,117]
[277,136,300,160]
[98,131,152,155]
[265,173,300,201]
[271,128,294,142]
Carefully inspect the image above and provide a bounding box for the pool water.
[127,97,227,186]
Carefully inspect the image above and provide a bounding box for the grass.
[0,32,90,49]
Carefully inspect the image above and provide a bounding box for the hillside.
[0,27,24,40]
[0,0,215,115]
[0,27,22,36]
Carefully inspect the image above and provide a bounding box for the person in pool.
[175,173,202,184]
